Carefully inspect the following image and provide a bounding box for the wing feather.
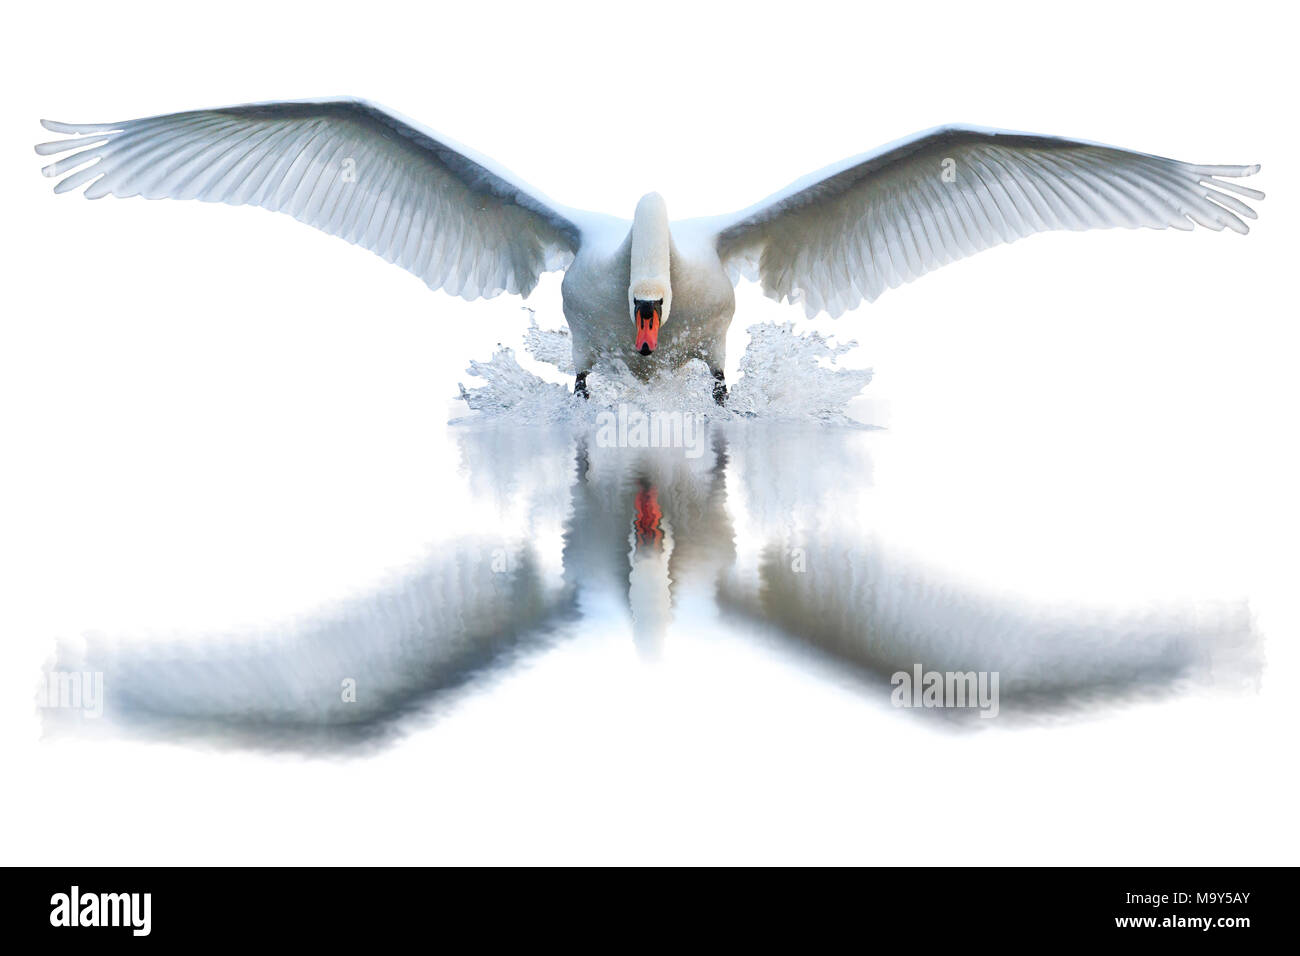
[707,125,1263,318]
[36,99,584,300]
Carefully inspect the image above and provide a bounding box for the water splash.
[728,323,872,422]
[456,318,872,426]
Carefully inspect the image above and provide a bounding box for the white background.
[2,0,1297,864]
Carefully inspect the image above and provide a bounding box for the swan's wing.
[698,125,1263,318]
[36,98,585,300]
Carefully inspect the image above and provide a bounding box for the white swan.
[37,98,1263,403]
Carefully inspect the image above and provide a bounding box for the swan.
[36,98,1263,404]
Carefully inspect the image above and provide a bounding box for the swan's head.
[629,192,672,356]
[630,278,670,356]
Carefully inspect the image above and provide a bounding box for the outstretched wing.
[700,125,1263,318]
[36,98,586,300]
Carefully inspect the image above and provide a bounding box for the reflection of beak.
[635,304,660,356]
[633,485,664,549]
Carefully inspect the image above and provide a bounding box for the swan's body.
[36,99,1263,402]
[563,195,735,391]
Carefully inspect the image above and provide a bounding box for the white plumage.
[695,125,1263,319]
[37,100,584,300]
[37,100,1263,399]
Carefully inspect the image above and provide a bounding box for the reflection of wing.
[718,533,1259,716]
[720,427,1260,715]
[50,539,574,751]
[690,125,1263,317]
[38,99,588,299]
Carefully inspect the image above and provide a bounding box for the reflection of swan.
[47,428,581,751]
[718,538,1258,719]
[564,436,735,655]
[47,424,1259,750]
[717,428,1260,718]
[49,538,574,750]
[627,481,674,657]
[39,101,1261,400]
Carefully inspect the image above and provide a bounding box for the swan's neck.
[629,192,671,314]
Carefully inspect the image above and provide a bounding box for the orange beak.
[635,303,660,355]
